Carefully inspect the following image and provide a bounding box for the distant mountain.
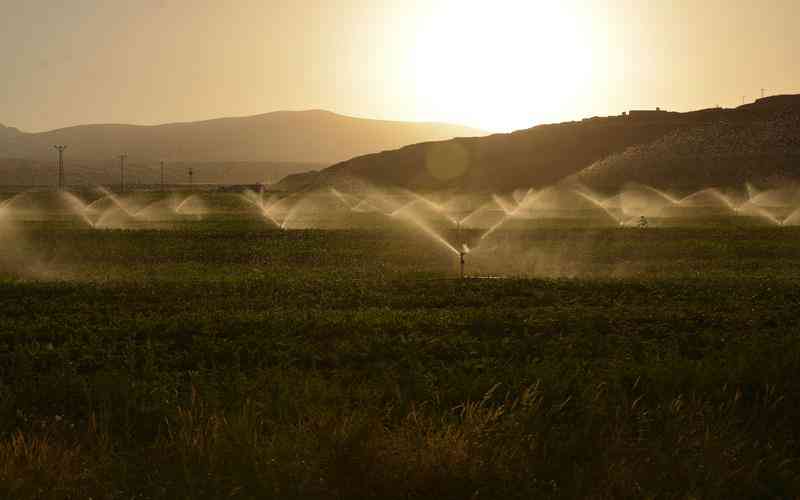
[278,95,800,194]
[0,124,21,142]
[0,110,484,165]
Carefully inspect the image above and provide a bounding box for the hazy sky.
[2,0,798,133]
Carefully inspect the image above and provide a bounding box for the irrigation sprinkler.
[54,145,67,190]
[456,219,467,279]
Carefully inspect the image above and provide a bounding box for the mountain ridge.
[13,109,476,134]
[0,110,485,165]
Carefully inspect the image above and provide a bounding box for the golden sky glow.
[406,1,596,131]
[2,0,799,133]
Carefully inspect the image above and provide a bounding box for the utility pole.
[53,145,67,190]
[160,160,165,192]
[188,168,194,188]
[119,154,127,193]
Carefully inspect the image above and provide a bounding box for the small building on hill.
[627,107,672,119]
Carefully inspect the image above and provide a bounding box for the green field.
[2,219,800,498]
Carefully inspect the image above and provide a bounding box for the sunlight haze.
[3,0,799,133]
[6,3,800,496]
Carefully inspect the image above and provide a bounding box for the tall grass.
[3,226,800,497]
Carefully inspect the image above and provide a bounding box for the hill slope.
[0,111,484,165]
[279,95,800,194]
[573,110,800,191]
[278,118,687,193]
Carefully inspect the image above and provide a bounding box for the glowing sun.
[408,0,596,132]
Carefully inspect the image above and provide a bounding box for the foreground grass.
[1,225,800,498]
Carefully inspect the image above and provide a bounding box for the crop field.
[2,197,800,498]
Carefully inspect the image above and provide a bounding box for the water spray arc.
[8,180,799,267]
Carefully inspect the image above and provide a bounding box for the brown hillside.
[285,95,800,194]
[574,111,800,191]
